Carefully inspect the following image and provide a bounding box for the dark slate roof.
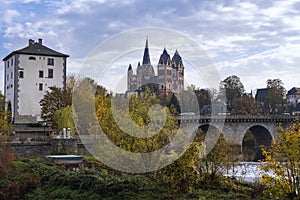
[137,61,142,70]
[142,39,151,65]
[3,41,69,61]
[255,88,268,102]
[287,87,300,96]
[159,48,170,65]
[172,50,182,67]
[128,64,132,71]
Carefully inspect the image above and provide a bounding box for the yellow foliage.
[260,122,300,199]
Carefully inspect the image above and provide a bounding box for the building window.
[48,69,53,78]
[47,58,54,66]
[19,71,24,78]
[7,60,9,67]
[39,83,43,91]
[7,74,9,81]
[11,58,13,66]
[29,56,36,60]
[11,72,13,79]
[39,70,44,78]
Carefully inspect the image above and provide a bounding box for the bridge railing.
[176,114,297,122]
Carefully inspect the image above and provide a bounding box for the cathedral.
[127,39,184,96]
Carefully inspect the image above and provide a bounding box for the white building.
[3,39,69,123]
[287,87,300,108]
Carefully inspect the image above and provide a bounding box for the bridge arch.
[242,125,273,161]
[196,124,222,139]
[195,124,223,156]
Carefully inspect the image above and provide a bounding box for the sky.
[1,0,300,94]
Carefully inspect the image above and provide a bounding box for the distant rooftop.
[287,87,300,96]
[255,88,268,102]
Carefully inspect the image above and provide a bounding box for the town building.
[3,39,69,124]
[127,39,184,96]
[287,87,300,107]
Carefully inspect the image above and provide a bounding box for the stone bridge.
[177,115,297,160]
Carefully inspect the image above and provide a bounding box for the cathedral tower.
[171,50,184,94]
[126,39,184,97]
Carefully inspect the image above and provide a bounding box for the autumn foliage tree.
[232,95,261,115]
[260,121,300,199]
[53,106,76,135]
[40,76,74,127]
[0,91,15,176]
[95,87,179,153]
[200,133,237,179]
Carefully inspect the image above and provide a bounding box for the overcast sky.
[1,0,300,94]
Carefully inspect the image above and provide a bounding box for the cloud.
[3,9,20,23]
[47,0,135,15]
[216,43,300,91]
[22,0,40,3]
[1,0,300,93]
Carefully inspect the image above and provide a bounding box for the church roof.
[137,61,142,70]
[142,38,151,65]
[159,48,170,65]
[172,50,182,67]
[255,88,268,102]
[3,39,69,61]
[128,64,132,71]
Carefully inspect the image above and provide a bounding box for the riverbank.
[0,157,268,200]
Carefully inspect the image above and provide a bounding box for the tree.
[40,76,73,124]
[267,79,286,94]
[0,92,12,135]
[200,133,237,179]
[40,86,71,124]
[195,88,211,109]
[219,75,245,111]
[0,91,15,176]
[92,85,180,172]
[232,95,261,115]
[260,121,300,199]
[182,84,199,113]
[166,93,181,115]
[53,106,76,135]
[264,79,286,114]
[159,142,202,193]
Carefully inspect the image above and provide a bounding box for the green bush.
[0,157,268,200]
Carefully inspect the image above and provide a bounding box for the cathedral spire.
[172,49,182,68]
[128,64,132,71]
[142,37,151,65]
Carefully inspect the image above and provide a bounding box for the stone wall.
[10,138,91,158]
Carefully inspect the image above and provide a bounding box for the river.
[223,162,268,182]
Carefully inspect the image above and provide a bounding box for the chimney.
[29,39,34,46]
[38,38,43,45]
